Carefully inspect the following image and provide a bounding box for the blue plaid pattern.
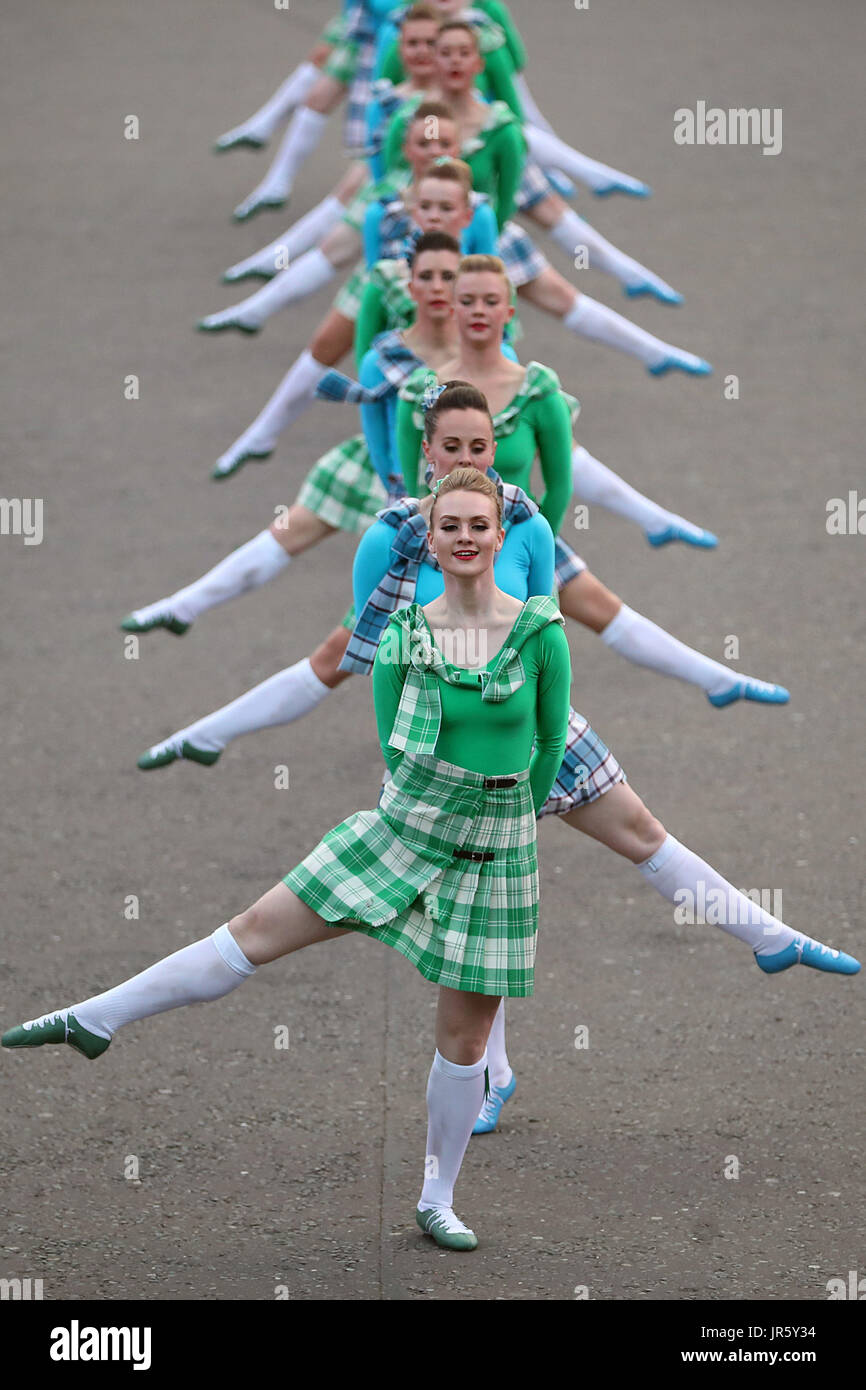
[316,328,421,405]
[341,473,538,676]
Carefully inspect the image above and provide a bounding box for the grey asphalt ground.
[1,0,864,1303]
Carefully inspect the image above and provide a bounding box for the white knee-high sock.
[231,248,336,326]
[254,107,330,200]
[636,835,796,954]
[130,531,290,628]
[182,657,333,753]
[245,63,321,140]
[419,1049,488,1210]
[549,208,678,296]
[565,294,700,370]
[599,603,736,696]
[572,445,704,540]
[217,351,327,468]
[513,73,555,134]
[72,925,256,1039]
[526,125,643,194]
[224,196,346,280]
[485,1001,511,1089]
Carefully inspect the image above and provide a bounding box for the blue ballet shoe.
[647,354,713,378]
[545,169,577,199]
[647,524,718,549]
[624,281,684,306]
[594,178,652,198]
[472,1072,516,1135]
[755,937,861,976]
[707,678,790,708]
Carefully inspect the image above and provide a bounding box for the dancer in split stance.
[3,470,574,1253]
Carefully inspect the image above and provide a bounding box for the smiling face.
[427,487,503,578]
[404,116,460,178]
[454,270,513,348]
[399,18,439,80]
[408,247,460,321]
[422,406,496,480]
[435,28,483,96]
[409,175,472,237]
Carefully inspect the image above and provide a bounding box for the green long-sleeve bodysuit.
[372,607,572,815]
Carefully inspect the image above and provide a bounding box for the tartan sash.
[385,595,564,755]
[340,472,538,676]
[315,329,420,406]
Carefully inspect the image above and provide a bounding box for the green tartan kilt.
[324,38,360,87]
[319,13,347,49]
[283,752,540,996]
[333,266,366,319]
[296,434,386,533]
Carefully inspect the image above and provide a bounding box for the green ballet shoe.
[137,737,221,771]
[2,1009,111,1060]
[415,1206,478,1251]
[120,613,190,636]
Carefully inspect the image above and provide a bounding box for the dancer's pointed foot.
[624,280,684,306]
[222,262,274,284]
[755,935,861,976]
[197,306,262,335]
[211,443,274,481]
[707,678,790,709]
[647,351,713,378]
[646,523,718,550]
[213,126,268,153]
[137,734,222,771]
[2,1008,111,1060]
[472,1072,516,1135]
[416,1206,478,1251]
[233,190,288,222]
[594,176,651,198]
[120,606,190,636]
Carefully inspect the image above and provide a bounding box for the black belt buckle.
[483,775,518,789]
[454,849,495,863]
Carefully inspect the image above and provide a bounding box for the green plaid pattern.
[319,13,348,48]
[384,596,563,757]
[335,254,415,325]
[324,38,360,87]
[341,169,409,234]
[296,434,386,533]
[402,361,579,457]
[284,751,539,995]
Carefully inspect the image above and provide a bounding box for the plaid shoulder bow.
[385,595,564,756]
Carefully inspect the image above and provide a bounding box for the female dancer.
[4,468,574,1252]
[397,256,784,705]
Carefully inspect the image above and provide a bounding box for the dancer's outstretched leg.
[136,626,352,769]
[561,783,860,975]
[223,165,366,283]
[1,883,351,1058]
[120,507,334,636]
[232,76,345,221]
[525,125,651,198]
[211,316,353,480]
[531,196,683,305]
[560,572,789,706]
[571,445,717,549]
[214,61,323,152]
[517,274,712,378]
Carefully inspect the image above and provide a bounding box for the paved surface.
[1,0,863,1301]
